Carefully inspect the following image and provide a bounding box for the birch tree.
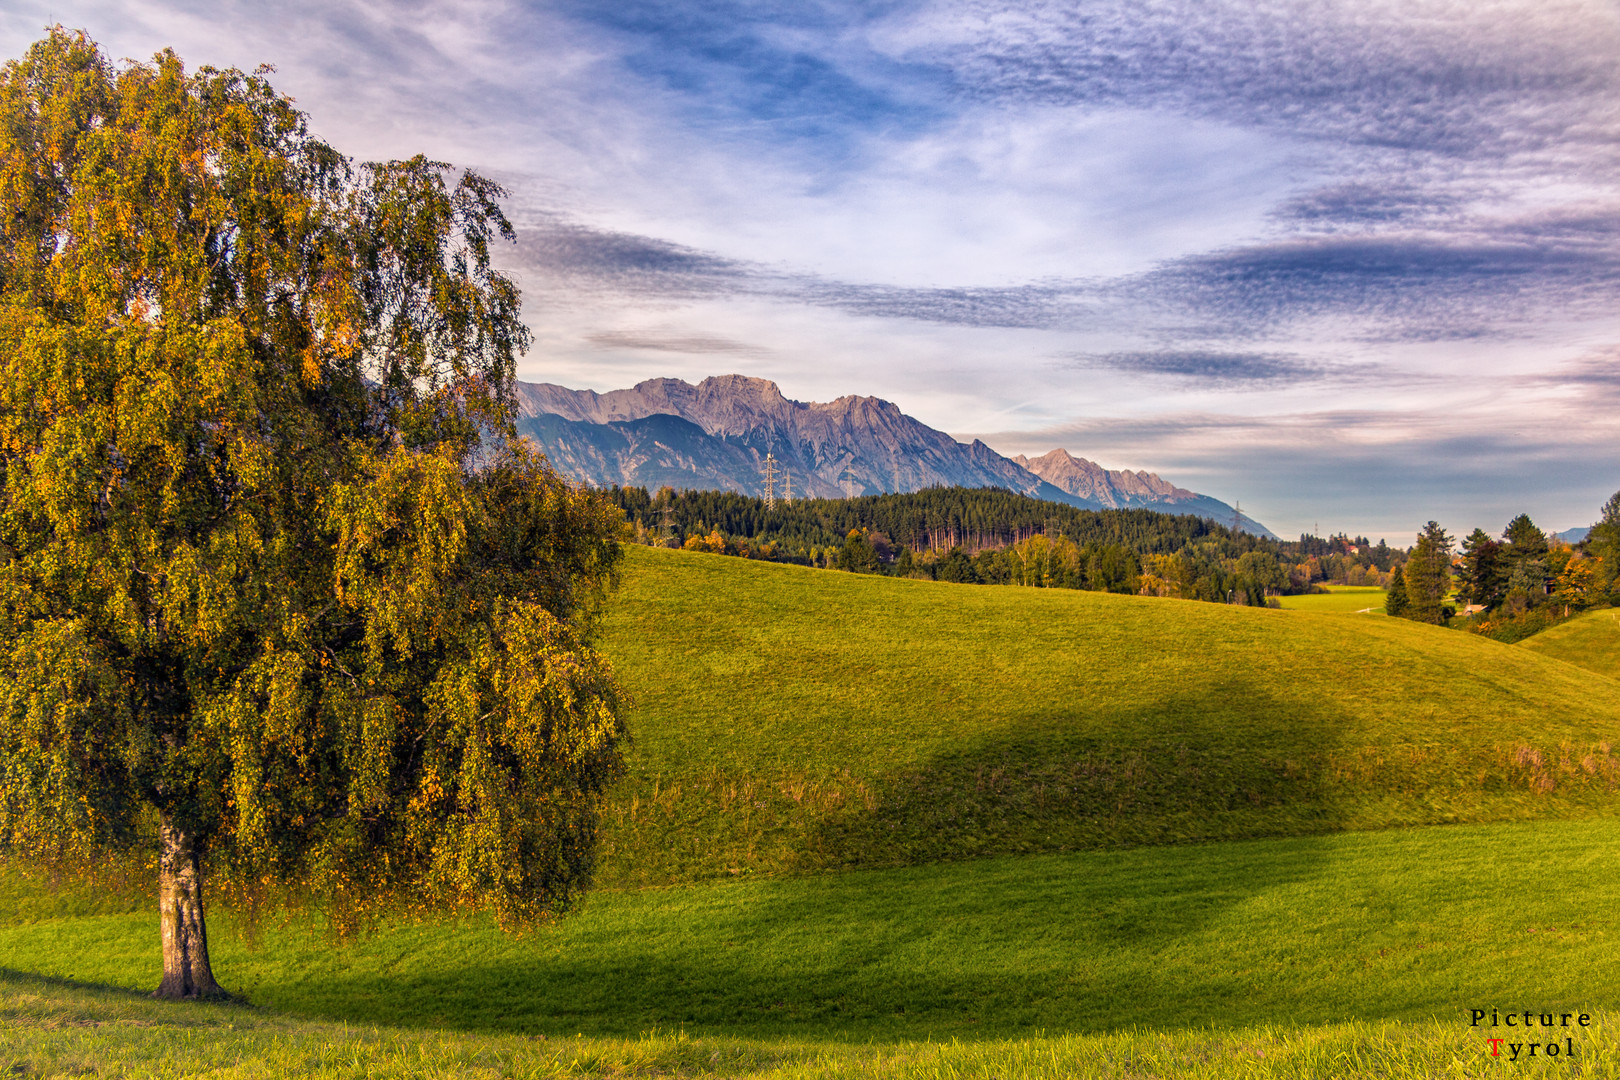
[0,31,627,999]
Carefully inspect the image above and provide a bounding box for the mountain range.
[513,375,1277,538]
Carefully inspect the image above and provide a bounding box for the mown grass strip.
[1273,585,1388,614]
[2,973,1617,1079]
[4,819,1618,1042]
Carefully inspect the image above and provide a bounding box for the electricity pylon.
[763,453,779,510]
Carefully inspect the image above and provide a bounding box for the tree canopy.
[1401,521,1453,624]
[0,31,627,998]
[608,485,1401,606]
[1591,491,1620,597]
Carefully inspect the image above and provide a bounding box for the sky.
[5,1,1619,541]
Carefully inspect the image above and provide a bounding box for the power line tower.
[763,453,779,510]
[783,468,793,504]
[656,502,676,547]
[841,465,856,499]
[1231,500,1243,536]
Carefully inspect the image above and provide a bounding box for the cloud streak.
[901,0,1620,167]
[585,330,763,354]
[1073,350,1331,386]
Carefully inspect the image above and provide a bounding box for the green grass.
[7,548,1620,1076]
[7,973,1618,1080]
[1521,607,1620,682]
[3,819,1620,1043]
[591,547,1619,886]
[1274,584,1387,614]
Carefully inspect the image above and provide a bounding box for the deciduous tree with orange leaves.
[0,31,627,999]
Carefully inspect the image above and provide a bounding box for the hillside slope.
[1519,607,1620,681]
[593,546,1620,886]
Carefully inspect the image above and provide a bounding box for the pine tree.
[1457,528,1504,610]
[1401,521,1453,624]
[1384,564,1410,617]
[1500,513,1550,601]
[1588,490,1620,602]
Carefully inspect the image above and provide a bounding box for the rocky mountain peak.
[512,376,1275,536]
[1014,448,1196,508]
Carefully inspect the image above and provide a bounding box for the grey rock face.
[515,375,1276,537]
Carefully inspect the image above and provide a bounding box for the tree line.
[608,485,1401,608]
[1385,494,1619,639]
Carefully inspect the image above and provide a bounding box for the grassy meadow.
[5,545,1620,1077]
[1521,606,1620,682]
[1273,584,1387,614]
[5,818,1620,1075]
[591,546,1617,886]
[8,974,1616,1079]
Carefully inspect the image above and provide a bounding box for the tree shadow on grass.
[225,684,1386,1041]
[232,833,1370,1042]
[803,683,1350,874]
[0,965,154,999]
[0,964,257,1023]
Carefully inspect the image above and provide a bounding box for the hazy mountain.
[1014,449,1274,536]
[1556,526,1591,544]
[514,375,1068,501]
[514,375,1276,537]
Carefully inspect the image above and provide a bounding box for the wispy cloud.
[1124,230,1620,339]
[508,216,747,299]
[899,0,1620,167]
[1073,350,1330,386]
[1528,348,1620,401]
[586,330,763,354]
[1270,182,1465,231]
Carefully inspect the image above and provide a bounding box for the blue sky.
[5,0,1618,540]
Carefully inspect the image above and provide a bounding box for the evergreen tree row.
[605,485,1388,608]
[1385,493,1620,638]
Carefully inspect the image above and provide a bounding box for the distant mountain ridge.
[1012,448,1271,535]
[1014,449,1192,508]
[513,375,1276,538]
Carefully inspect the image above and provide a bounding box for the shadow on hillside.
[806,682,1351,872]
[234,832,1402,1043]
[233,685,1385,1041]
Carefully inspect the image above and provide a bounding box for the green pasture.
[591,547,1618,886]
[6,546,1620,1077]
[1273,584,1387,614]
[3,818,1619,1077]
[6,981,1615,1080]
[1521,607,1620,682]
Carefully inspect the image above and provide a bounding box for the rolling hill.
[589,545,1620,887]
[1520,606,1620,681]
[5,544,1620,1072]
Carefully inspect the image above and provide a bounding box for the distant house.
[1461,603,1487,616]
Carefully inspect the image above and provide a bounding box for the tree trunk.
[153,817,227,999]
